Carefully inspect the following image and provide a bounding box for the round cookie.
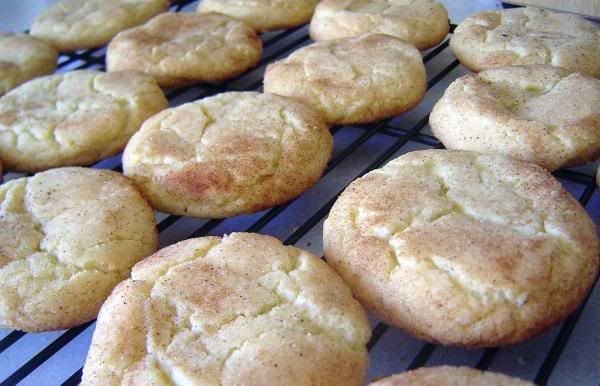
[371,366,534,386]
[450,7,600,78]
[0,32,58,97]
[82,232,370,385]
[107,12,262,88]
[30,0,168,52]
[264,33,426,125]
[324,149,599,348]
[430,65,600,171]
[197,0,318,32]
[0,167,158,332]
[0,70,168,173]
[309,0,449,51]
[123,91,332,218]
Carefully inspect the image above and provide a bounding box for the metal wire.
[0,1,598,385]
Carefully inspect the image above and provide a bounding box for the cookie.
[430,65,600,170]
[107,12,262,88]
[324,150,599,348]
[0,32,57,97]
[450,7,600,78]
[264,33,426,125]
[309,0,449,50]
[0,167,158,332]
[30,0,168,52]
[123,91,332,218]
[197,0,318,32]
[371,366,534,386]
[0,70,168,173]
[81,232,370,385]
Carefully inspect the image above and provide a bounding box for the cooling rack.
[1,1,599,385]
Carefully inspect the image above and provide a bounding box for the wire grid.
[1,1,599,385]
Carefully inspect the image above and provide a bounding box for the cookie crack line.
[347,0,393,15]
[144,240,223,295]
[326,43,365,80]
[218,329,273,378]
[186,104,213,156]
[272,106,290,172]
[152,356,177,386]
[90,73,133,136]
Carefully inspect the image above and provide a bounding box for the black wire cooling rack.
[1,1,599,385]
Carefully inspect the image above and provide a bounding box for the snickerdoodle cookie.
[30,0,168,52]
[82,233,370,385]
[197,0,318,32]
[430,65,600,170]
[123,92,332,218]
[450,7,600,78]
[264,33,426,125]
[324,150,599,347]
[0,32,57,96]
[107,12,262,88]
[0,167,157,332]
[0,70,167,172]
[309,0,449,50]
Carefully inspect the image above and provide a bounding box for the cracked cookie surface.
[30,0,168,52]
[0,167,158,332]
[123,91,332,218]
[309,0,449,50]
[0,33,57,97]
[107,12,262,88]
[430,65,600,170]
[81,232,370,386]
[264,33,426,125]
[323,150,599,347]
[450,7,600,78]
[0,70,168,173]
[371,366,534,386]
[197,0,317,32]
